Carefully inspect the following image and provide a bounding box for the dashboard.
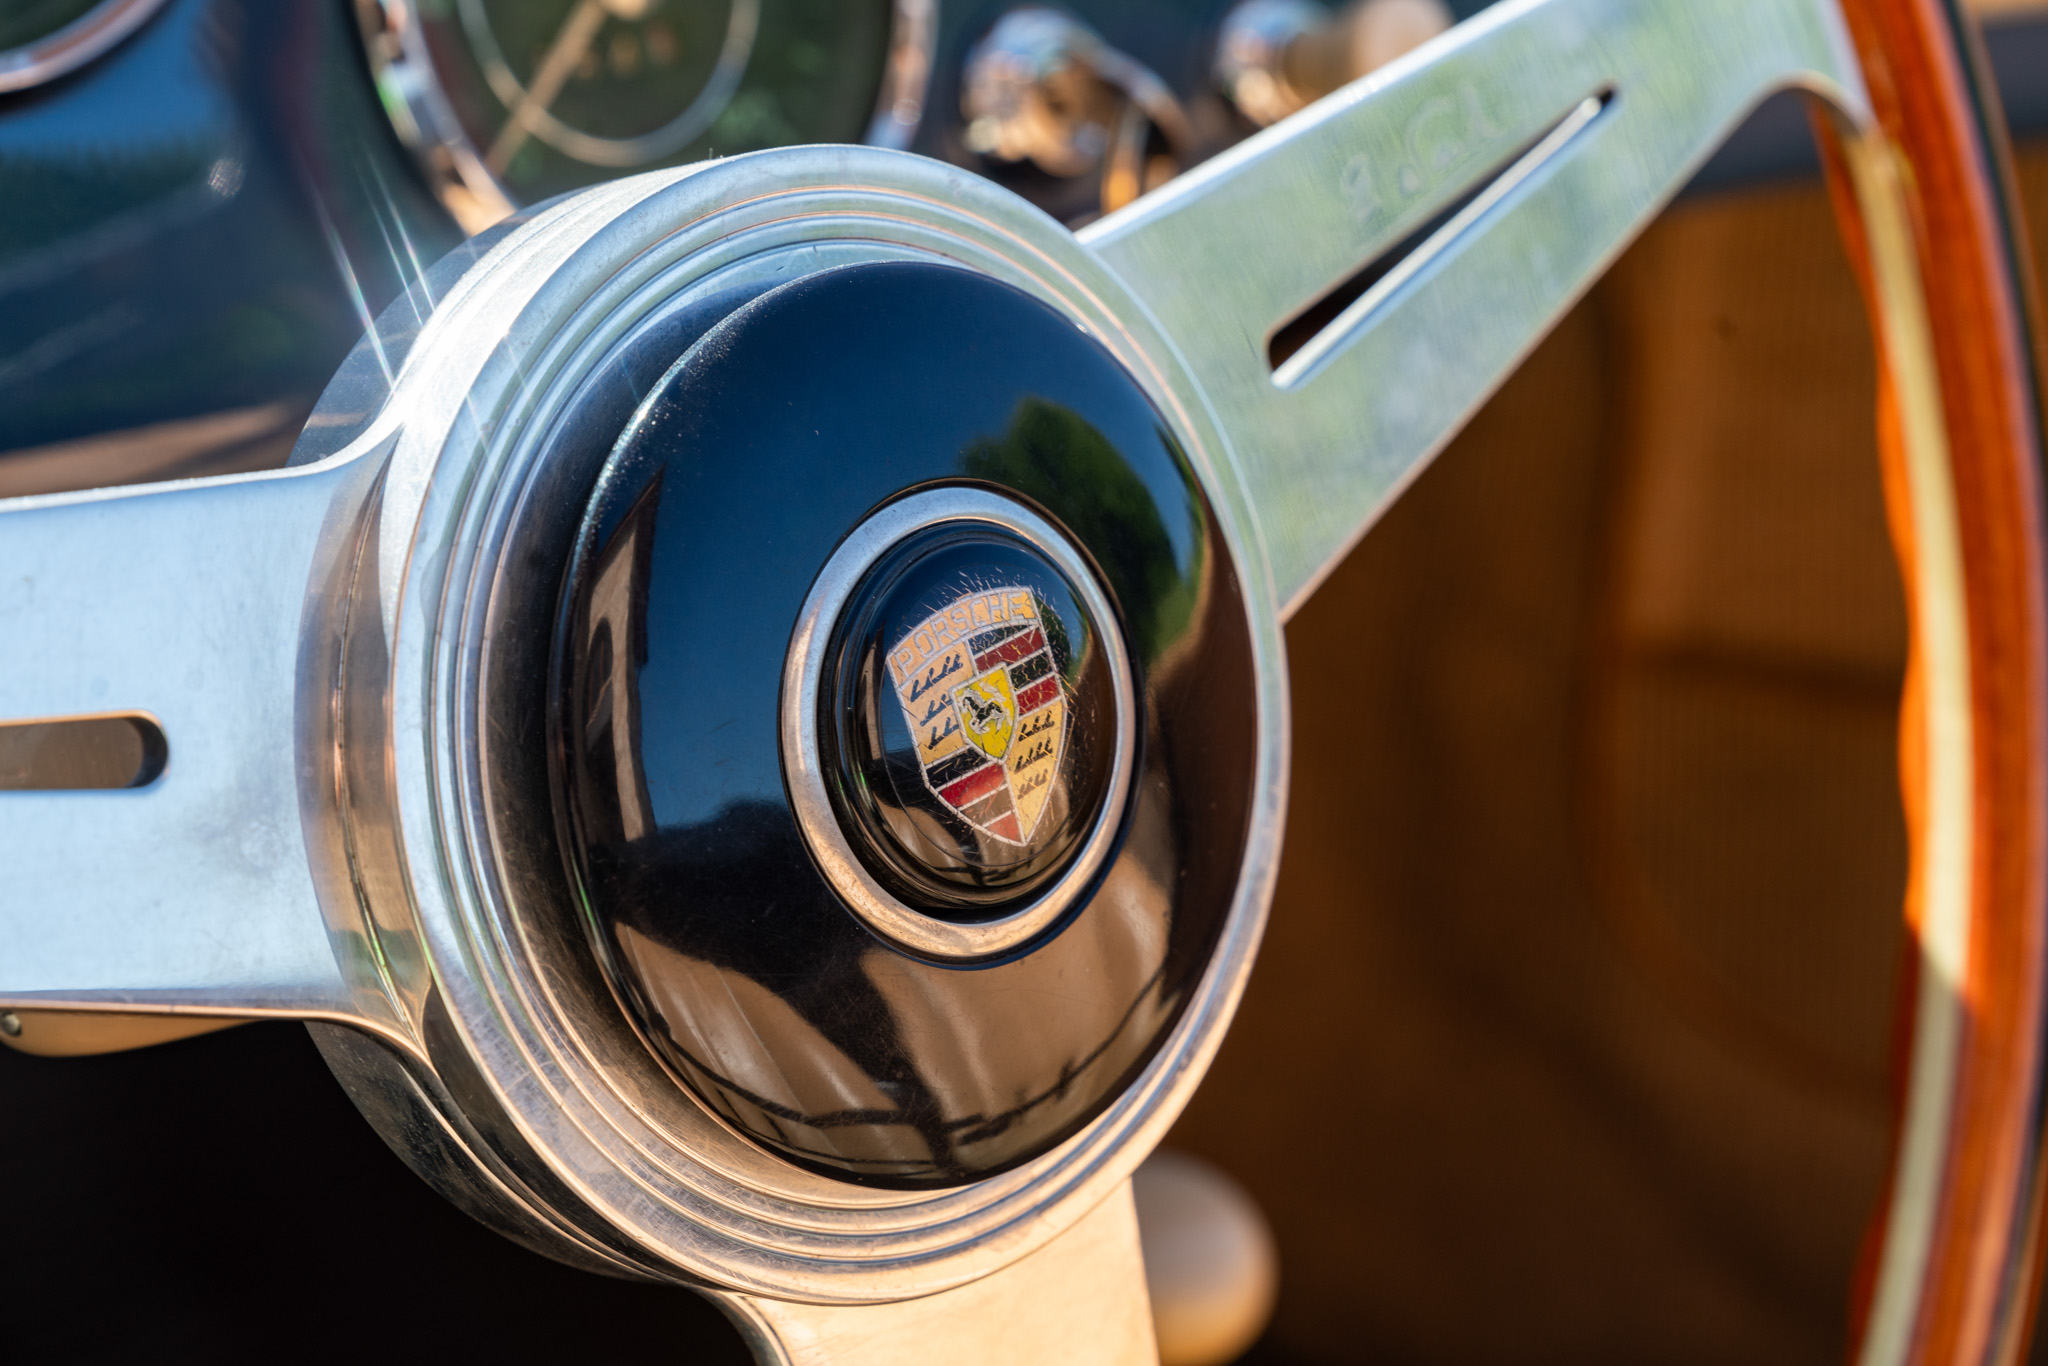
[2,0,2040,488]
[0,0,1468,483]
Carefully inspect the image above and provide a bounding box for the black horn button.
[552,260,1258,1187]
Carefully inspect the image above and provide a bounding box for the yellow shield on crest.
[952,670,1016,759]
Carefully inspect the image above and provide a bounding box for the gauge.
[358,0,935,232]
[0,0,169,93]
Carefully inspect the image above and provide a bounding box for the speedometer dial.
[357,0,930,231]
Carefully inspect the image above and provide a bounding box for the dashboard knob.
[1215,0,1452,127]
[960,7,1194,214]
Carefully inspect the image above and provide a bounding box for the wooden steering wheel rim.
[1822,0,2048,1360]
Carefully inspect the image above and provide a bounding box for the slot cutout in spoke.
[0,714,167,791]
[1267,90,1613,381]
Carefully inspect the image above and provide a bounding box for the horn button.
[553,261,1257,1186]
[840,532,1105,899]
[801,507,1134,932]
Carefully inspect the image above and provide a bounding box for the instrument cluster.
[355,0,917,230]
[0,0,1470,483]
[342,0,1467,229]
[345,0,1472,228]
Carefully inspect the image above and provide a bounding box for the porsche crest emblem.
[886,585,1068,845]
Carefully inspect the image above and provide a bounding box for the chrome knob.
[960,7,1194,213]
[1216,0,1453,127]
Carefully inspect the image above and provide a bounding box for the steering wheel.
[2,0,2040,1360]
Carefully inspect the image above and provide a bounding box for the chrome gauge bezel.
[0,0,169,94]
[353,0,940,234]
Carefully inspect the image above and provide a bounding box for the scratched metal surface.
[1082,0,1867,615]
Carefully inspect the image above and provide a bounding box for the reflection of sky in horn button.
[861,853,1171,1115]
[614,923,904,1121]
[641,594,807,832]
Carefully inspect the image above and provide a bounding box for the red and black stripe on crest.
[919,620,1062,844]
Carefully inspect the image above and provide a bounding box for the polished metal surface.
[961,6,1194,212]
[0,0,1932,1357]
[1215,0,1453,127]
[354,0,513,230]
[1085,0,1868,615]
[387,150,1278,1298]
[0,462,365,1018]
[782,487,1137,959]
[0,0,170,94]
[1214,0,1332,127]
[730,1185,1158,1363]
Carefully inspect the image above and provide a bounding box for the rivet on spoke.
[0,1012,21,1037]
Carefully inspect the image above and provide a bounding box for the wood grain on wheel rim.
[1821,0,2048,1360]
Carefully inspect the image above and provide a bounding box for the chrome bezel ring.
[304,145,1288,1304]
[780,486,1140,960]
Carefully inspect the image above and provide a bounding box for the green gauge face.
[409,0,898,205]
[0,0,105,52]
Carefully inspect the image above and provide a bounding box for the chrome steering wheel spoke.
[0,464,364,1020]
[1084,0,1867,613]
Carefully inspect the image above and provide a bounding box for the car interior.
[4,1,2048,1362]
